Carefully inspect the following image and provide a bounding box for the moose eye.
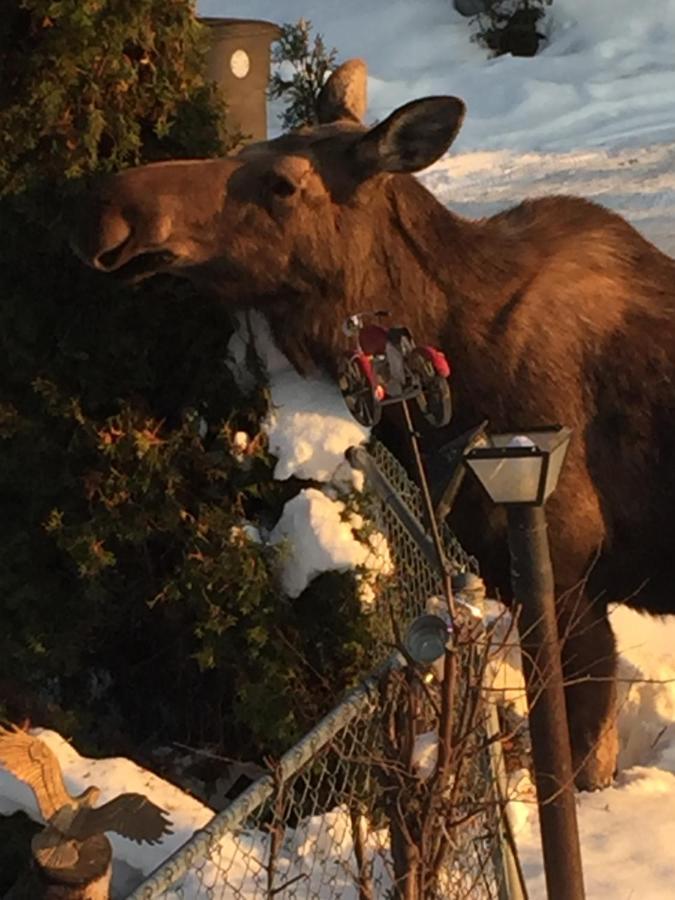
[269,174,297,198]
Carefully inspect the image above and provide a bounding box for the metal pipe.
[346,445,447,574]
[506,505,585,900]
[399,400,456,619]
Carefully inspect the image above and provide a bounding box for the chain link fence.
[352,440,478,620]
[128,439,523,900]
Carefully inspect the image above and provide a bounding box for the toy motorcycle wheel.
[409,349,452,428]
[338,357,382,427]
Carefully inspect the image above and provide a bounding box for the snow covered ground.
[424,141,675,257]
[202,0,675,155]
[2,605,674,900]
[4,1,675,897]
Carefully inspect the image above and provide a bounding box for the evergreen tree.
[472,0,552,57]
[269,19,339,131]
[0,0,231,194]
[0,1,370,758]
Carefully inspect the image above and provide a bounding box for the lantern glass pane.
[489,433,533,448]
[532,430,566,452]
[466,455,544,504]
[543,440,570,499]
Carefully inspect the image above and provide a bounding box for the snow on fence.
[128,441,520,899]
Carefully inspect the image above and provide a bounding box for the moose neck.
[261,174,525,383]
[380,175,526,334]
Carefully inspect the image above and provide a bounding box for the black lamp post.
[465,425,586,900]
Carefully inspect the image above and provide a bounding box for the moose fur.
[72,59,675,791]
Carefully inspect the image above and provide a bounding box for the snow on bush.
[228,311,384,605]
[270,487,392,602]
[228,311,368,484]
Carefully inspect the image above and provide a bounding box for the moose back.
[72,58,675,791]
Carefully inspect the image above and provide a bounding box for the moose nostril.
[96,241,129,271]
[91,213,132,270]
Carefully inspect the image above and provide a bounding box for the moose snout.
[70,157,239,275]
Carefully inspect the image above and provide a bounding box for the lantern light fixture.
[464,425,572,507]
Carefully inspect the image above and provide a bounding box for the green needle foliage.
[0,0,234,193]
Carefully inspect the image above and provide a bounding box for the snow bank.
[168,805,393,899]
[613,606,675,772]
[421,141,675,260]
[0,725,390,898]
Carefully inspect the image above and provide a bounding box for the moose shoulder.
[73,58,675,792]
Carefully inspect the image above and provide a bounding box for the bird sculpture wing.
[70,792,173,844]
[0,725,72,821]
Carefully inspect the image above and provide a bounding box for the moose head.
[74,60,470,372]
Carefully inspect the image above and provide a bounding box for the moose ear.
[354,97,466,174]
[317,58,368,124]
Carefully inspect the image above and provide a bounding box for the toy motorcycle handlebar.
[342,309,390,336]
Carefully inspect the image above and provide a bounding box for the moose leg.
[558,597,618,791]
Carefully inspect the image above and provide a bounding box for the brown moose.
[72,59,675,792]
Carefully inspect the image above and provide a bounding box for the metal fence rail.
[128,440,516,900]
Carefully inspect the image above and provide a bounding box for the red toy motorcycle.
[338,311,452,428]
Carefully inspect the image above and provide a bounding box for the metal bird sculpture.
[0,724,172,869]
